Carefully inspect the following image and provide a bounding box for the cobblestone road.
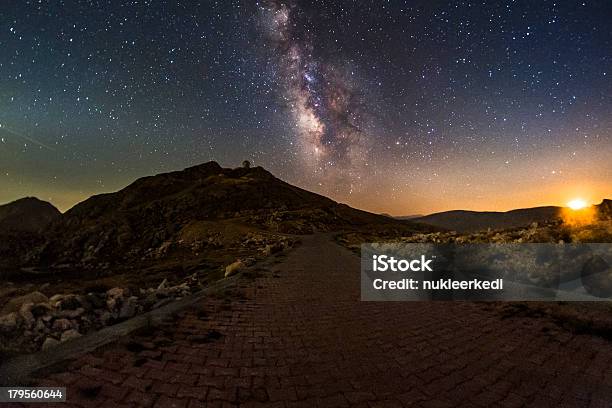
[26,234,612,407]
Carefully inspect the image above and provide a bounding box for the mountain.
[414,206,562,233]
[0,197,61,233]
[33,162,432,267]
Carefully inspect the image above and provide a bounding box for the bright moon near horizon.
[567,199,588,210]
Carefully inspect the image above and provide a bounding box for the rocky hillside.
[33,162,431,268]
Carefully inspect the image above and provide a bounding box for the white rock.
[225,260,244,278]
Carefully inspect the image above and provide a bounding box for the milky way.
[259,1,369,192]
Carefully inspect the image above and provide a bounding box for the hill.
[414,200,612,233]
[0,197,61,233]
[414,206,562,233]
[0,198,61,275]
[33,162,432,268]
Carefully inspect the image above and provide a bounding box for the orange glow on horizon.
[561,201,596,226]
[567,199,588,210]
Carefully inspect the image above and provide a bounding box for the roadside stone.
[107,287,125,299]
[242,257,257,266]
[100,311,113,325]
[41,337,60,350]
[19,303,36,328]
[0,312,19,333]
[52,318,73,331]
[34,319,47,333]
[30,302,53,318]
[106,287,125,311]
[60,329,82,342]
[157,278,168,290]
[58,295,83,310]
[1,291,48,314]
[225,260,244,277]
[119,297,139,319]
[48,294,64,307]
[84,293,106,309]
[56,307,85,319]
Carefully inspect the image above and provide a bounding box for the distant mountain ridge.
[415,200,611,232]
[414,206,561,232]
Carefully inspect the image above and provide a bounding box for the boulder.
[30,302,53,318]
[155,288,170,299]
[225,260,244,278]
[106,287,125,299]
[157,278,168,290]
[58,295,82,311]
[242,257,257,267]
[48,294,64,307]
[18,303,35,328]
[84,293,105,309]
[42,337,60,350]
[57,307,85,319]
[262,242,283,256]
[106,287,125,311]
[118,297,138,319]
[99,311,113,325]
[52,318,72,331]
[60,329,82,342]
[1,291,48,314]
[34,319,47,334]
[0,312,19,333]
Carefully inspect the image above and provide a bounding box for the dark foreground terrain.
[21,234,612,407]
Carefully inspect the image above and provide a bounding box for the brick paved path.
[30,234,612,407]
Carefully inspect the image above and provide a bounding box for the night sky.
[1,1,610,215]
